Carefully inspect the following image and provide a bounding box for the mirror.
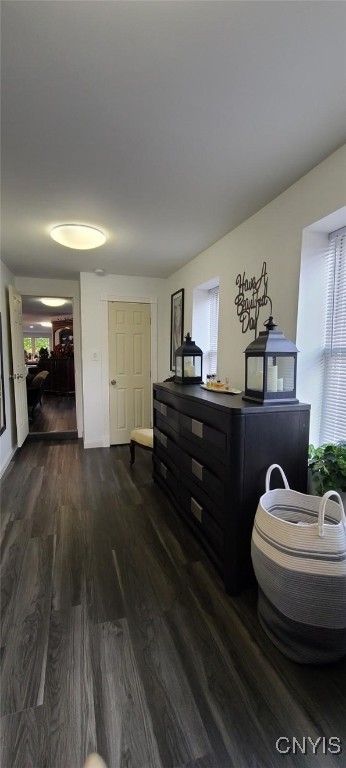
[0,313,6,435]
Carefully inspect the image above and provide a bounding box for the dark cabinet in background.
[38,358,75,394]
[153,382,310,595]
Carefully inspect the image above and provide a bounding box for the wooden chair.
[26,370,49,417]
[129,428,153,465]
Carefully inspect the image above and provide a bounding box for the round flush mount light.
[50,224,106,250]
[40,297,66,307]
[94,268,106,276]
[40,322,52,328]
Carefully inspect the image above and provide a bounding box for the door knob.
[110,379,117,385]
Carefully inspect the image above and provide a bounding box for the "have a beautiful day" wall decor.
[234,261,273,338]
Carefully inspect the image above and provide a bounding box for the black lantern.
[243,317,298,404]
[174,333,203,385]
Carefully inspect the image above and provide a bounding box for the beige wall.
[164,145,346,390]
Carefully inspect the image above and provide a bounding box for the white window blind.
[208,286,219,375]
[319,227,346,443]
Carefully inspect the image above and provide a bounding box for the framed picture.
[170,288,184,371]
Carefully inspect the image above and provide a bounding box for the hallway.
[29,393,77,436]
[0,441,345,767]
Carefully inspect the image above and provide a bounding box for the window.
[23,336,51,358]
[208,286,219,375]
[296,211,346,445]
[23,337,33,356]
[319,227,346,443]
[192,279,219,378]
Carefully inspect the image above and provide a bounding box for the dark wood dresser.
[38,358,75,394]
[153,382,310,595]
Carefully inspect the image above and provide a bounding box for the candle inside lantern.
[256,370,263,389]
[267,364,278,392]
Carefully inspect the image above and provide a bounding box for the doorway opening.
[22,295,77,439]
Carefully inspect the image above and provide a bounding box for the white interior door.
[9,286,29,447]
[109,302,151,445]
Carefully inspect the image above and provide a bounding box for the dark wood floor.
[1,441,345,768]
[29,393,77,434]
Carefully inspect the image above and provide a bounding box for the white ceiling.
[21,296,73,332]
[1,1,346,281]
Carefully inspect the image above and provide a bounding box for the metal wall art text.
[234,261,273,337]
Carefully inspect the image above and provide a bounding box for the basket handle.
[265,464,290,492]
[318,491,346,538]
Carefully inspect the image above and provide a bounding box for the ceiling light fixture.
[94,268,106,276]
[40,322,52,328]
[50,224,106,250]
[40,297,66,307]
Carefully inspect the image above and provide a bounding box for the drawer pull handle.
[191,497,203,522]
[160,462,167,479]
[191,458,203,481]
[191,419,203,438]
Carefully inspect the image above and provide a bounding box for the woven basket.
[251,464,346,664]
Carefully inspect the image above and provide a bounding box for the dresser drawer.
[153,455,179,500]
[180,434,226,480]
[154,412,180,443]
[180,448,224,506]
[180,483,223,557]
[178,396,228,434]
[154,426,180,466]
[154,388,182,411]
[181,471,224,531]
[155,442,179,479]
[180,413,227,463]
[153,399,179,431]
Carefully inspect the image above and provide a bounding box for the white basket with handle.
[251,464,346,664]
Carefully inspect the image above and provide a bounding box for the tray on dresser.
[200,384,242,395]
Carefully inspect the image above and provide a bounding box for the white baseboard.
[83,439,104,449]
[0,446,17,479]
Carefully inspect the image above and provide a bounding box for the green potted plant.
[308,442,346,501]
